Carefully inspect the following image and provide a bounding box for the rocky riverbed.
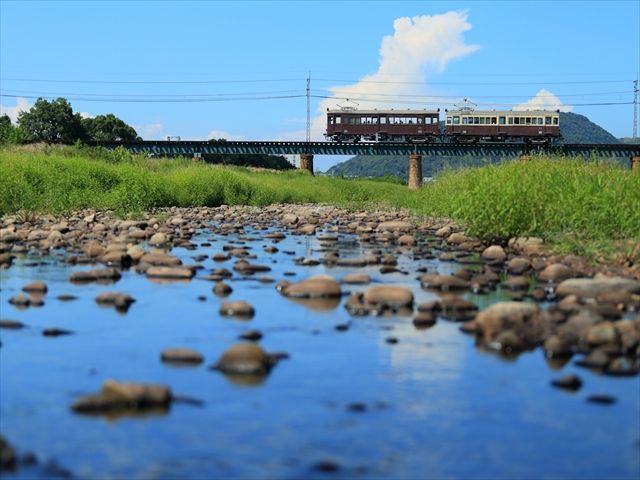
[1,204,639,479]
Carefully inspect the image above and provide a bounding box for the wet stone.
[489,330,524,354]
[161,348,204,365]
[140,253,182,267]
[212,343,273,375]
[239,330,263,341]
[219,301,255,319]
[213,282,233,296]
[0,319,26,330]
[501,276,530,291]
[604,357,639,377]
[586,394,617,405]
[481,245,507,264]
[544,335,573,358]
[420,274,470,291]
[556,276,640,299]
[71,379,172,413]
[42,328,73,337]
[538,263,575,283]
[0,435,17,471]
[56,294,78,301]
[101,252,132,268]
[551,374,583,391]
[312,460,340,473]
[363,285,414,309]
[22,281,47,294]
[413,312,436,328]
[70,268,121,283]
[342,273,371,285]
[95,292,136,312]
[507,257,532,275]
[146,267,195,280]
[281,275,341,299]
[8,294,30,308]
[575,349,610,370]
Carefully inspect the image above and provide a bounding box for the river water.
[1,225,638,479]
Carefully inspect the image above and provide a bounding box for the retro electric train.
[325,107,561,144]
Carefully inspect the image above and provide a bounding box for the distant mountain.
[325,112,621,179]
[559,112,619,144]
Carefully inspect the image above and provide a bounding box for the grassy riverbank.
[1,145,638,258]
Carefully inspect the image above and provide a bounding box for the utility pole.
[306,72,311,143]
[633,79,638,143]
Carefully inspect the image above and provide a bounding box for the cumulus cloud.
[0,97,32,124]
[134,122,165,140]
[279,11,480,141]
[206,129,244,141]
[78,111,94,119]
[514,89,572,112]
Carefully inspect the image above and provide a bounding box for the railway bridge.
[96,140,640,188]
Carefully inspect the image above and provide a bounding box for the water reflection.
[1,225,639,479]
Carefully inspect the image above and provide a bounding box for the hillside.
[326,112,621,179]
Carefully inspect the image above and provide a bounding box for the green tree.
[82,113,141,142]
[0,114,27,144]
[17,97,85,144]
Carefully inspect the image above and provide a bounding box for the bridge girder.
[94,141,640,158]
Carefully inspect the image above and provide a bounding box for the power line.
[311,94,634,108]
[314,78,634,86]
[0,88,303,98]
[0,93,306,103]
[0,77,305,85]
[314,89,633,99]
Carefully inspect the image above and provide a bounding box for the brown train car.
[326,108,440,142]
[444,110,560,144]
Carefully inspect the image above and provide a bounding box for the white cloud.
[78,111,94,119]
[280,11,480,142]
[0,97,32,124]
[134,122,165,140]
[514,89,572,112]
[206,129,244,141]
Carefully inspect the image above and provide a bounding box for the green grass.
[1,146,638,260]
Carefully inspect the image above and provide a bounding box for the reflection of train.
[325,107,561,144]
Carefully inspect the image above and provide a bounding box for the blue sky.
[1,1,638,170]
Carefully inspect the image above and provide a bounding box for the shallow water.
[1,227,639,479]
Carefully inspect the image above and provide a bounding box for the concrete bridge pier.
[300,154,314,175]
[631,156,640,171]
[408,154,422,189]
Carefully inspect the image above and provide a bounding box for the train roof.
[327,109,439,115]
[445,109,560,115]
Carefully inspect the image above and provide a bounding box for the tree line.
[0,97,141,144]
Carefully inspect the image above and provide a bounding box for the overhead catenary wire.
[311,95,634,108]
[0,93,307,103]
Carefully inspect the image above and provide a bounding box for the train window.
[499,117,506,125]
[453,116,460,125]
[537,118,543,125]
[524,118,530,125]
[446,117,452,125]
[479,117,485,125]
[462,117,467,125]
[553,117,559,125]
[490,117,496,124]
[335,117,341,124]
[372,117,379,124]
[545,117,551,125]
[328,117,334,125]
[418,117,424,124]
[514,118,519,125]
[380,117,386,124]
